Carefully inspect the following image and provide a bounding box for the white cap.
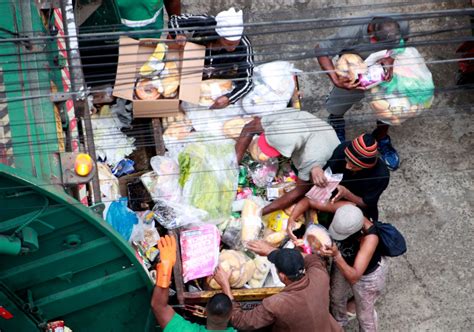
[328,205,364,241]
[215,7,244,41]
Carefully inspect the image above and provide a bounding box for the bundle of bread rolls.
[199,79,234,106]
[135,43,180,100]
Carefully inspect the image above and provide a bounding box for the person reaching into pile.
[151,235,235,331]
[213,239,341,332]
[235,110,340,216]
[168,8,254,109]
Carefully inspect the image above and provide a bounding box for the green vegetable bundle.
[178,141,238,221]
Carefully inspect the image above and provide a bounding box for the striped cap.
[344,134,378,168]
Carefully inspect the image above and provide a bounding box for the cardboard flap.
[179,42,205,104]
[113,36,140,101]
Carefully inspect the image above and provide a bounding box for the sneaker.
[328,114,346,142]
[378,136,400,170]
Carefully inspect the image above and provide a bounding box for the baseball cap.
[328,205,364,241]
[257,133,281,158]
[268,248,305,280]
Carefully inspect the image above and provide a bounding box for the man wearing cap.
[311,133,390,221]
[213,240,341,332]
[320,205,388,331]
[235,110,340,216]
[168,8,254,109]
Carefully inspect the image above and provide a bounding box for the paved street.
[180,1,473,330]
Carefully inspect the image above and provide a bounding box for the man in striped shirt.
[168,8,254,109]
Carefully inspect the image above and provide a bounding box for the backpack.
[373,220,407,257]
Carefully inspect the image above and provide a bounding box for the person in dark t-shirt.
[311,133,390,221]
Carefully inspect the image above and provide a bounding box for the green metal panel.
[0,1,63,182]
[0,164,157,331]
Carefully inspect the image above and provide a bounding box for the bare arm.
[235,117,263,163]
[151,286,175,328]
[332,185,367,209]
[317,56,340,86]
[164,0,181,16]
[262,178,311,216]
[307,199,354,213]
[322,235,379,285]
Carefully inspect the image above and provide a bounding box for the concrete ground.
[176,1,473,331]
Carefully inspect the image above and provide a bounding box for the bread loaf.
[336,54,367,83]
[223,117,253,139]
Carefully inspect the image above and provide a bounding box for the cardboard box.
[113,36,205,118]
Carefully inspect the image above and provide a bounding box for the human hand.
[213,266,232,289]
[331,185,349,203]
[175,34,187,47]
[378,56,395,82]
[210,96,230,109]
[319,243,340,258]
[156,235,177,288]
[287,218,297,241]
[311,166,328,187]
[246,240,276,257]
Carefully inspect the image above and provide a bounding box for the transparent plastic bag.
[369,47,434,126]
[241,197,264,243]
[306,168,343,203]
[242,61,299,116]
[129,217,160,251]
[179,140,239,221]
[141,156,181,202]
[222,217,243,249]
[152,199,208,229]
[249,159,279,188]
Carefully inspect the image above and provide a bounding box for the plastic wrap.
[305,168,343,203]
[369,47,434,126]
[249,159,279,188]
[304,224,332,252]
[106,198,138,241]
[179,140,239,220]
[141,156,182,202]
[152,199,208,229]
[180,224,221,283]
[241,197,264,243]
[221,217,243,249]
[242,61,299,116]
[208,250,255,289]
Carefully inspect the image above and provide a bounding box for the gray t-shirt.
[317,16,410,59]
[261,110,340,181]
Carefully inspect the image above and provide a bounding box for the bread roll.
[199,79,234,106]
[336,54,367,83]
[163,122,191,141]
[248,137,270,162]
[161,61,180,98]
[223,117,253,139]
[135,79,160,100]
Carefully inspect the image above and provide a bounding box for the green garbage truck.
[0,1,156,330]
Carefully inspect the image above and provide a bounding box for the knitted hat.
[344,133,378,168]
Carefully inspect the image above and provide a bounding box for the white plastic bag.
[142,156,182,202]
[369,47,434,126]
[242,61,299,116]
